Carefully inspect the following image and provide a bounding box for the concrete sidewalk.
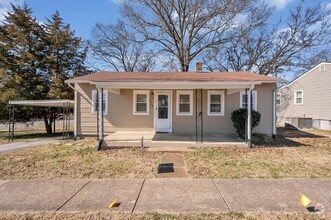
[0,178,330,213]
[0,139,60,153]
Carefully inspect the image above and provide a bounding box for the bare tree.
[202,1,331,76]
[89,21,156,72]
[121,0,252,72]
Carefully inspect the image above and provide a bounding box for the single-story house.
[277,62,331,130]
[66,63,283,148]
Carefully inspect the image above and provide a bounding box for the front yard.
[0,139,162,179]
[185,128,331,178]
[0,128,330,180]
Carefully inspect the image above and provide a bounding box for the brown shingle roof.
[67,71,284,83]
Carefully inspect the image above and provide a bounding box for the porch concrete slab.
[60,179,144,212]
[134,179,229,213]
[214,178,331,212]
[0,179,90,211]
[105,141,247,149]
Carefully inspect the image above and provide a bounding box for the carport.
[8,99,74,141]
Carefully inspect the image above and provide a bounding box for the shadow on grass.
[277,127,326,138]
[253,127,328,148]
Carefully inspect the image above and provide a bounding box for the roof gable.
[282,62,331,88]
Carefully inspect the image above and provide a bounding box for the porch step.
[148,147,196,152]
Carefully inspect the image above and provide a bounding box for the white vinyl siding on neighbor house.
[240,90,257,110]
[207,90,225,116]
[319,63,326,71]
[133,90,149,115]
[91,90,108,115]
[294,90,303,105]
[176,91,193,115]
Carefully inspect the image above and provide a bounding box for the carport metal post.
[8,104,15,142]
[53,108,56,136]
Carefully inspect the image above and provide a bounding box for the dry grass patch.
[0,140,162,179]
[185,129,331,178]
[0,211,329,220]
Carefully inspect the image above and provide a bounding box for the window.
[240,91,257,110]
[294,90,303,105]
[176,91,193,115]
[207,90,225,116]
[276,93,281,105]
[133,90,149,115]
[92,90,108,114]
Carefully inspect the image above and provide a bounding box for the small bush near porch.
[0,139,162,179]
[184,128,331,178]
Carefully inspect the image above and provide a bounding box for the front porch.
[104,130,247,148]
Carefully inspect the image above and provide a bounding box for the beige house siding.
[278,63,331,125]
[76,83,276,136]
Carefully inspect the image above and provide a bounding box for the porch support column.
[247,84,254,148]
[97,85,104,150]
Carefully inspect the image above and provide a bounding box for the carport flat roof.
[8,99,74,108]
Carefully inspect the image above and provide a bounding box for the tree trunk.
[43,110,52,135]
[181,63,190,72]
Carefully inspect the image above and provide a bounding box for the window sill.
[207,113,224,116]
[133,112,149,116]
[176,112,193,116]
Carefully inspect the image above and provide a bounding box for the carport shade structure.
[8,99,74,141]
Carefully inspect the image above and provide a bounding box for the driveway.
[0,139,59,153]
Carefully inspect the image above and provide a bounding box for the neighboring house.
[277,62,331,130]
[66,63,283,148]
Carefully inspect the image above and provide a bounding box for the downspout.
[96,85,104,150]
[195,89,198,143]
[68,83,78,140]
[247,84,255,148]
[272,90,277,138]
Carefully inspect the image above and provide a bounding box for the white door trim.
[154,90,173,132]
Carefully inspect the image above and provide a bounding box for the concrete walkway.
[0,178,330,213]
[157,153,190,178]
[0,139,60,153]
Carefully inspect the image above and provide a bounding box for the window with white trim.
[207,90,225,116]
[133,90,149,115]
[294,90,303,104]
[176,91,193,115]
[276,93,281,105]
[92,90,108,114]
[240,90,257,110]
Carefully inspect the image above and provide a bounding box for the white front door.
[154,91,172,132]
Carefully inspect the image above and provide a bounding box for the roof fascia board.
[91,81,260,90]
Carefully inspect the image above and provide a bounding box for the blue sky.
[0,0,330,74]
[0,0,329,40]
